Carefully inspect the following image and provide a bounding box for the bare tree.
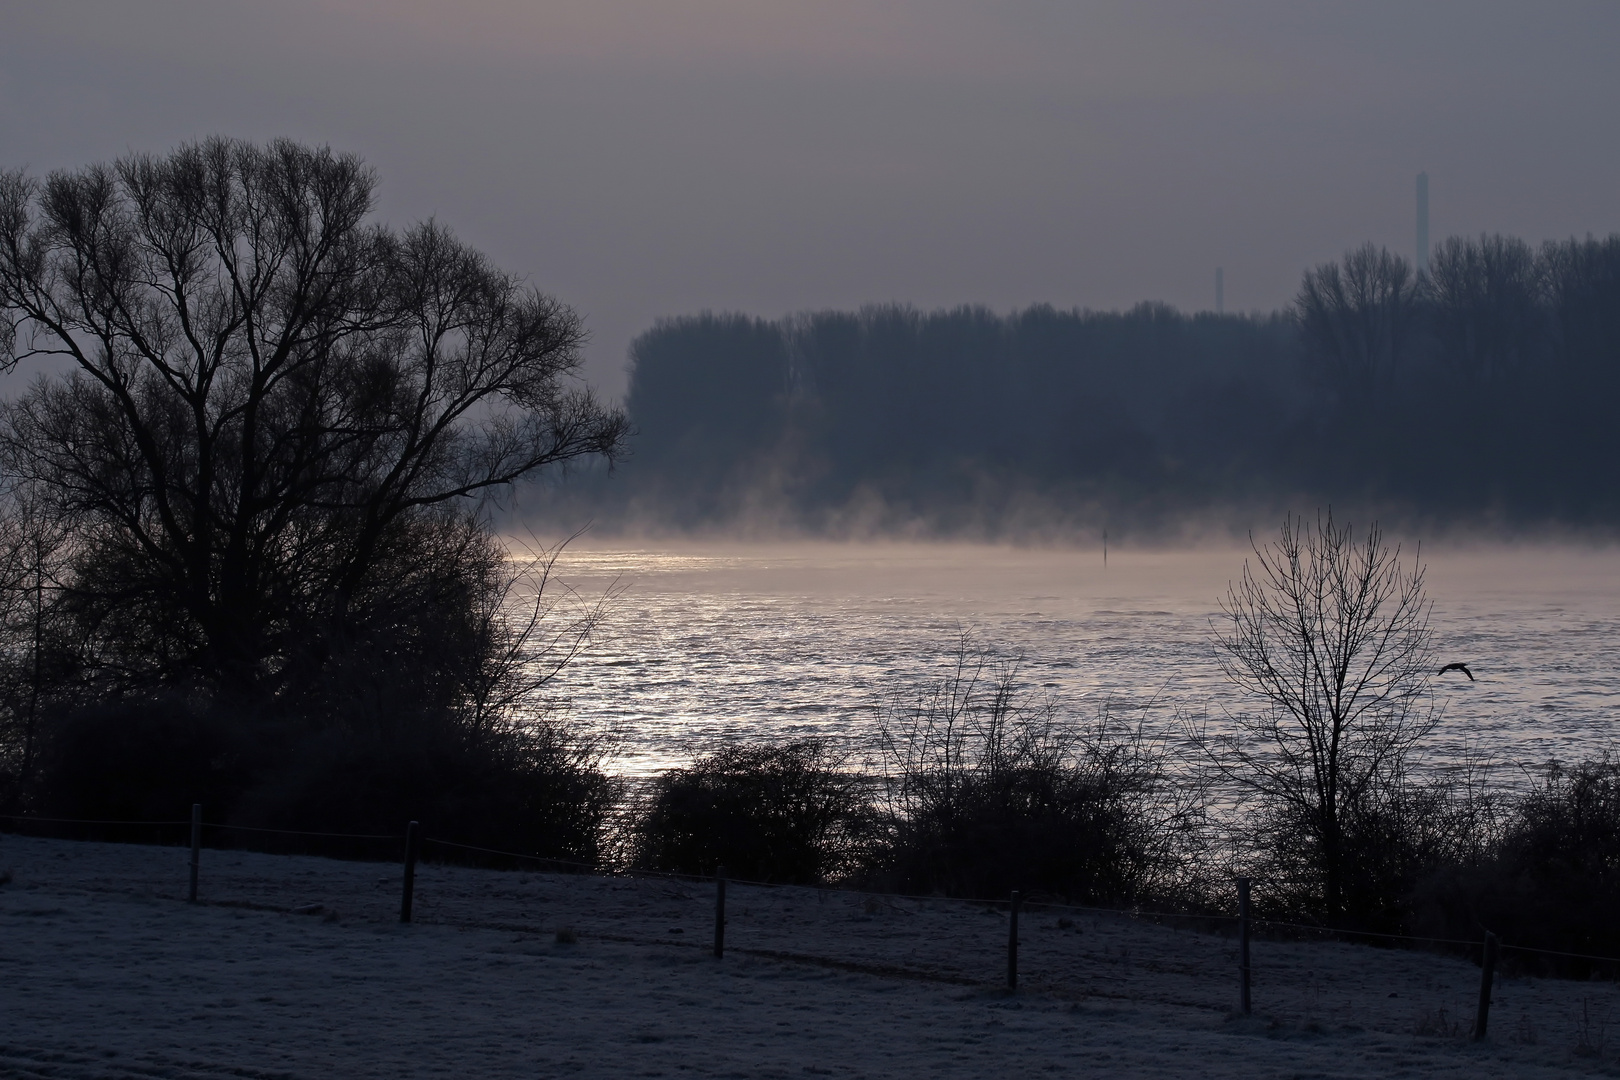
[1206,512,1434,918]
[456,531,620,745]
[0,138,627,693]
[1296,244,1423,393]
[1428,234,1545,381]
[0,481,71,804]
[1540,235,1620,379]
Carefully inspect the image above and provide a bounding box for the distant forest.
[555,234,1620,535]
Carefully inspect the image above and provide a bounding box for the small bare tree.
[1207,512,1434,918]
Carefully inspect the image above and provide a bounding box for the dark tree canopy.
[0,138,627,693]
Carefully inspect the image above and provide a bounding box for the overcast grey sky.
[3,1,1617,397]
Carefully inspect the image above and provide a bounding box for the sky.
[3,1,1617,399]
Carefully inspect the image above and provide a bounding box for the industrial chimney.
[1216,267,1224,314]
[1416,172,1430,276]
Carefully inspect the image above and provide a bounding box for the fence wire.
[5,811,1620,973]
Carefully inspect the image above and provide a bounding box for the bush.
[630,740,877,883]
[19,527,621,863]
[1240,761,1495,929]
[875,646,1205,905]
[1412,758,1620,976]
[31,688,617,861]
[34,693,252,823]
[234,719,617,863]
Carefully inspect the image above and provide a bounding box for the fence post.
[1007,890,1022,992]
[399,821,420,924]
[1237,876,1251,1015]
[714,866,727,959]
[188,803,202,903]
[1474,931,1499,1041]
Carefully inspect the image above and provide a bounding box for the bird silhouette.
[1438,662,1474,681]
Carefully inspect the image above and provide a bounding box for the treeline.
[590,233,1620,533]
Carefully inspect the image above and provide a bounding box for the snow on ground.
[2,835,1618,1078]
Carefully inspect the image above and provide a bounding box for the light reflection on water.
[530,540,1620,780]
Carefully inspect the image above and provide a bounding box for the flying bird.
[1438,662,1475,681]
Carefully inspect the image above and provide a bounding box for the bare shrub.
[1415,757,1620,977]
[873,640,1206,905]
[1575,997,1609,1058]
[1411,1007,1465,1039]
[629,740,878,884]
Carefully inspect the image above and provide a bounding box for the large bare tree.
[0,138,627,692]
[1208,512,1435,917]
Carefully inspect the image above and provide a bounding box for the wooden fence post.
[188,803,202,903]
[399,821,420,924]
[1007,890,1022,992]
[1474,931,1499,1041]
[1237,876,1251,1015]
[714,866,727,959]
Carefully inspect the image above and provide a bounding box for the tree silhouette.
[1206,512,1435,919]
[0,138,626,695]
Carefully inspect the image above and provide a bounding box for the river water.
[534,540,1620,781]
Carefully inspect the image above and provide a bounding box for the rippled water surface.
[535,541,1620,778]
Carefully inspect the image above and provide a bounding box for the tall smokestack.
[1216,267,1224,314]
[1416,172,1430,276]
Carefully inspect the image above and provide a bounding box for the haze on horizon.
[3,1,1617,398]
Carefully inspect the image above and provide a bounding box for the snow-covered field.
[2,834,1617,1078]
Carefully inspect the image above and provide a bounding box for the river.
[531,539,1620,781]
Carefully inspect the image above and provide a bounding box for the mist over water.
[537,539,1620,780]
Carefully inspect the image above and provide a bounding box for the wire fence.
[5,807,1620,1038]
